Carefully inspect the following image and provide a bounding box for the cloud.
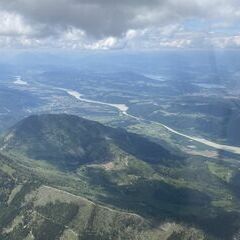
[212,35,240,48]
[0,10,33,36]
[0,0,240,49]
[85,37,118,50]
[2,0,240,37]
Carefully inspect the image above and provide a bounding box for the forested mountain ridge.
[0,114,240,239]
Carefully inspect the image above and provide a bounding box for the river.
[61,88,240,155]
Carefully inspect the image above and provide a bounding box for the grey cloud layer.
[0,0,240,49]
[1,0,239,38]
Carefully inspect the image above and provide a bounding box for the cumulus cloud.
[2,0,240,37]
[212,36,240,48]
[0,10,33,36]
[0,0,239,49]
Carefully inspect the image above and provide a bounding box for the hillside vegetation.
[0,114,240,239]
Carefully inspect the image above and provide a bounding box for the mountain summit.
[1,114,178,170]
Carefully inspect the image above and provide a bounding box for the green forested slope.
[0,114,240,239]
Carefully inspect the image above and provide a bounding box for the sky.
[0,0,240,50]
